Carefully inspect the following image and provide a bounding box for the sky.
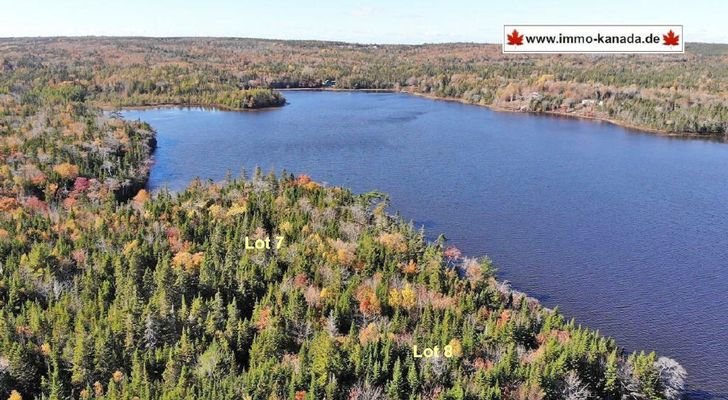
[1,0,726,44]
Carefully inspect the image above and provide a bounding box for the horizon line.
[1,35,727,46]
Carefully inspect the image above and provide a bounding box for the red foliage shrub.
[293,273,309,288]
[25,196,48,213]
[73,177,90,192]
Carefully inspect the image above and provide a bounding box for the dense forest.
[1,37,727,137]
[0,37,698,399]
[0,171,688,400]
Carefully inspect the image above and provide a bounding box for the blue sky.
[1,0,725,44]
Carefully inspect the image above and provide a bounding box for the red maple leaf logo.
[663,30,679,46]
[507,29,524,46]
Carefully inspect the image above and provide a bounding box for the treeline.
[89,66,284,109]
[2,38,727,136]
[0,51,285,111]
[0,171,686,399]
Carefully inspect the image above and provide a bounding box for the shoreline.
[281,87,725,141]
[278,87,397,93]
[102,89,725,142]
[99,101,286,113]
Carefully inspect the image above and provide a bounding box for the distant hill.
[1,37,727,137]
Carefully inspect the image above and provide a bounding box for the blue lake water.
[124,91,728,398]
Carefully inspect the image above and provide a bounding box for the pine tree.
[306,375,319,400]
[387,358,405,400]
[406,359,419,396]
[325,375,338,400]
[448,381,465,400]
[46,351,63,400]
[205,292,225,336]
[310,334,340,386]
[604,350,619,398]
[70,322,91,387]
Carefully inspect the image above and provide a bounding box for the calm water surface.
[124,91,728,398]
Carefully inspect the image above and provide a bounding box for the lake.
[124,91,728,398]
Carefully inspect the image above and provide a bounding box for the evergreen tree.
[387,358,405,400]
[406,359,419,396]
[604,350,620,399]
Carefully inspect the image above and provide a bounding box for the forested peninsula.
[0,37,692,400]
[1,37,727,137]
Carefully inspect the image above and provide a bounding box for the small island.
[212,88,286,110]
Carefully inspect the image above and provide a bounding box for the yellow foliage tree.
[133,189,150,205]
[401,260,418,275]
[123,240,139,256]
[279,220,293,234]
[303,181,320,191]
[388,288,401,308]
[330,239,356,266]
[53,162,80,179]
[377,232,407,253]
[448,338,463,357]
[208,204,224,219]
[172,251,204,271]
[400,284,416,310]
[226,202,248,217]
[359,322,379,345]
